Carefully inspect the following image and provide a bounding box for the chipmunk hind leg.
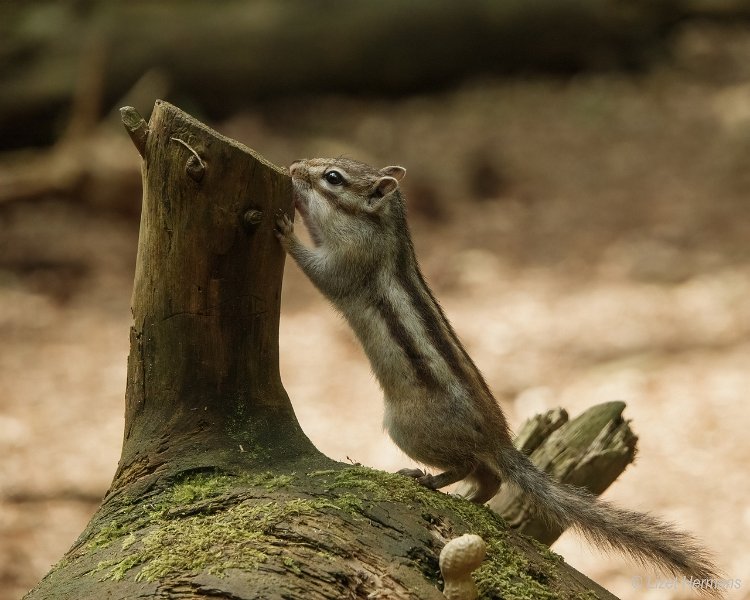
[460,462,502,504]
[399,464,474,491]
[399,462,501,504]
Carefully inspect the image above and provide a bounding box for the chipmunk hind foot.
[398,463,500,504]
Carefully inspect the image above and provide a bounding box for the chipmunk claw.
[398,468,442,489]
[398,467,432,486]
[274,212,294,239]
[398,467,426,479]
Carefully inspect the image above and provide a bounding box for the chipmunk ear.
[380,165,406,181]
[367,176,400,208]
[374,176,399,197]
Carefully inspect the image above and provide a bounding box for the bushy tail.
[496,448,723,597]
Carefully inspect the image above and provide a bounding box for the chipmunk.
[275,157,720,590]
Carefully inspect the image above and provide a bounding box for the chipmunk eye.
[324,170,344,185]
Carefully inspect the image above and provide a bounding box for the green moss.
[87,520,133,552]
[282,555,302,575]
[121,533,137,550]
[329,465,416,495]
[259,473,295,490]
[84,467,598,598]
[306,469,339,477]
[165,471,295,504]
[311,465,435,506]
[86,471,296,556]
[313,466,579,599]
[97,554,143,582]
[168,473,234,505]
[91,472,366,584]
[96,498,313,582]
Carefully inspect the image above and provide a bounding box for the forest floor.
[1,23,749,600]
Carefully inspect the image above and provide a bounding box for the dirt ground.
[2,23,750,600]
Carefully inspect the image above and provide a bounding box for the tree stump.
[485,402,638,545]
[23,101,621,600]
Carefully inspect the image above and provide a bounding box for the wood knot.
[170,137,206,182]
[185,155,205,182]
[242,209,264,231]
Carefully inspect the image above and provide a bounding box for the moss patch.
[309,466,586,599]
[97,499,308,581]
[82,467,602,599]
[86,471,294,554]
[89,470,377,583]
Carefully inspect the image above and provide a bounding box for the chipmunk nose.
[289,160,305,177]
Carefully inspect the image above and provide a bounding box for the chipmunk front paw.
[274,212,294,248]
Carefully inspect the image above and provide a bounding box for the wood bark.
[23,101,623,600]
[485,402,638,545]
[112,101,322,494]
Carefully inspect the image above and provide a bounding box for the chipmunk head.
[289,158,406,247]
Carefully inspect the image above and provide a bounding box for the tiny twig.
[170,137,205,168]
[120,106,149,158]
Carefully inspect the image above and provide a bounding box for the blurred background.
[1,1,749,598]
